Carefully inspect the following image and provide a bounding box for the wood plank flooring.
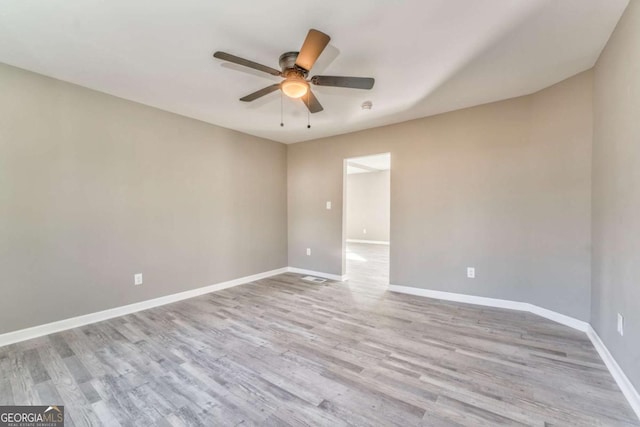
[0,243,637,426]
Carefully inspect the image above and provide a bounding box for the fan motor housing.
[279,51,308,77]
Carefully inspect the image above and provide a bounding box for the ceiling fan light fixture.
[214,29,373,115]
[281,78,309,99]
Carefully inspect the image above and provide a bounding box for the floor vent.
[301,276,327,284]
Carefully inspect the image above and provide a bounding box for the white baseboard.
[0,267,288,348]
[527,304,588,332]
[387,285,589,332]
[388,284,530,311]
[587,326,640,419]
[346,239,390,245]
[287,267,347,282]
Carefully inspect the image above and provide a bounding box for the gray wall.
[346,171,390,242]
[592,0,640,390]
[288,71,593,320]
[0,63,288,334]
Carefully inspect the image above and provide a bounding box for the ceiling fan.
[213,29,375,114]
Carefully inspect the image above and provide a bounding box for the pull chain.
[307,93,311,129]
[280,91,284,127]
[280,91,312,129]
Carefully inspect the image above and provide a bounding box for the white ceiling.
[347,153,391,175]
[0,0,628,144]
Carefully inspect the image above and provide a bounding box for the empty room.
[0,0,639,426]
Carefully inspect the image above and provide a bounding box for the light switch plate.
[467,267,475,279]
[326,201,332,210]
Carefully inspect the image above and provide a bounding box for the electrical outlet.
[363,228,367,234]
[326,201,332,210]
[617,313,624,336]
[134,273,143,286]
[467,267,475,279]
[306,248,311,256]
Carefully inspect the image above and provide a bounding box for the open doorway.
[343,153,390,288]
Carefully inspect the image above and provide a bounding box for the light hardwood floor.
[0,243,637,426]
[346,242,389,287]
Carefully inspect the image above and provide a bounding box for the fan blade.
[295,29,331,71]
[240,84,281,102]
[302,90,323,113]
[311,75,374,89]
[213,51,282,76]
